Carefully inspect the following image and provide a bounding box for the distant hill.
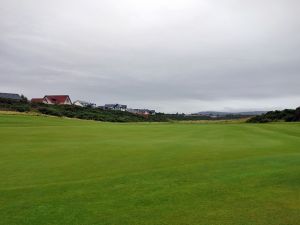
[194,111,267,117]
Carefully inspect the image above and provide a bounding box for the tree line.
[3,97,296,123]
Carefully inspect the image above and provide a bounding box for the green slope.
[0,115,299,225]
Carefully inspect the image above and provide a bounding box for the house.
[127,108,156,116]
[31,95,72,105]
[0,93,22,101]
[31,98,46,104]
[43,95,72,105]
[104,104,127,111]
[73,100,96,108]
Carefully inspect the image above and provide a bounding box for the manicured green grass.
[0,114,299,225]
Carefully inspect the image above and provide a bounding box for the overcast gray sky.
[0,0,299,113]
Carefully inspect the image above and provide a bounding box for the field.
[0,114,299,225]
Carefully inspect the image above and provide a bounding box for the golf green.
[0,114,299,225]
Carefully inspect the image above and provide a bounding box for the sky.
[0,0,299,113]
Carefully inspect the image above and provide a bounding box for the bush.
[37,107,63,117]
[13,105,31,112]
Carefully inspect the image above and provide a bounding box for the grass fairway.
[0,115,299,225]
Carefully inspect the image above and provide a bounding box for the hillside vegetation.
[0,97,157,122]
[0,98,248,122]
[0,114,299,225]
[248,107,300,123]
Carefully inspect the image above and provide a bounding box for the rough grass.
[0,115,299,225]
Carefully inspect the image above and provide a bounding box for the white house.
[127,108,155,115]
[104,104,127,111]
[73,100,96,108]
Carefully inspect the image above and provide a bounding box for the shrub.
[37,107,63,117]
[12,105,31,112]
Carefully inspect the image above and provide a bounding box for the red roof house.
[43,95,72,105]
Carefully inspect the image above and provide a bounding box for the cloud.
[0,0,299,113]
